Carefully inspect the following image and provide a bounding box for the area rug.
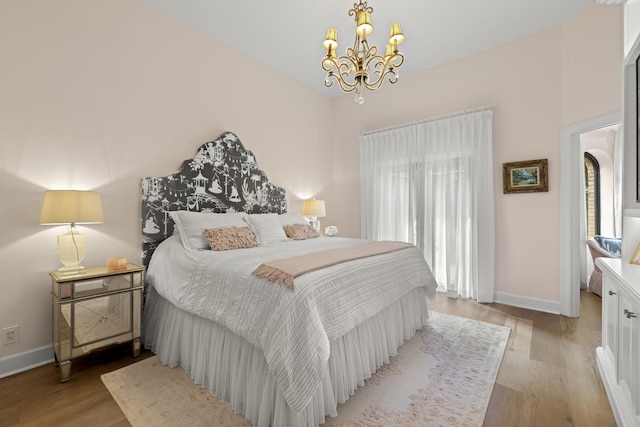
[101,312,510,426]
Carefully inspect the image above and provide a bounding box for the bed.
[140,131,437,427]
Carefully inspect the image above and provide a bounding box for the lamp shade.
[356,12,373,37]
[39,190,104,225]
[323,28,338,50]
[388,23,405,45]
[302,199,326,218]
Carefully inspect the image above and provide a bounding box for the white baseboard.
[493,291,561,315]
[0,345,54,379]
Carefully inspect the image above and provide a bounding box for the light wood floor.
[433,290,615,427]
[0,290,614,427]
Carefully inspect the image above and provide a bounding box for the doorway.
[582,124,622,288]
[559,112,621,317]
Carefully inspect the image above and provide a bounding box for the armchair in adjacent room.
[586,235,622,297]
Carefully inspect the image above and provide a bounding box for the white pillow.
[170,211,248,250]
[244,213,289,245]
[278,211,309,226]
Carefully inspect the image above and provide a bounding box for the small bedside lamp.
[302,199,326,232]
[39,190,104,274]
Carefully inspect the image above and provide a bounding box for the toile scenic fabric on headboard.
[141,131,287,266]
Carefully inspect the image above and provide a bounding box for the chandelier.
[322,0,405,104]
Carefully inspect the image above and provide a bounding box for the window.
[584,152,600,238]
[360,109,494,301]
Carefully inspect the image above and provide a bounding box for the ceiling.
[144,0,601,97]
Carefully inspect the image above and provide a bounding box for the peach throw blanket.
[253,240,413,289]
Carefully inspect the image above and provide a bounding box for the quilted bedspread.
[146,235,437,413]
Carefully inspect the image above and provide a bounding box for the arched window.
[584,152,600,238]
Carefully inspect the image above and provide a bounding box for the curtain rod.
[360,105,495,136]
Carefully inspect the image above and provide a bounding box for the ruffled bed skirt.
[142,286,432,427]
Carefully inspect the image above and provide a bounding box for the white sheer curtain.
[360,109,494,301]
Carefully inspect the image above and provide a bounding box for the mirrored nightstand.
[50,263,144,382]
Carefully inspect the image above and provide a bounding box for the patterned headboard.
[141,131,287,266]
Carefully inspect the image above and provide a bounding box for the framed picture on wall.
[502,159,549,194]
[631,243,640,265]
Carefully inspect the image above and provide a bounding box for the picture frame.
[502,159,548,194]
[631,243,640,265]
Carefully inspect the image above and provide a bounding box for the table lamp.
[39,190,104,274]
[302,199,326,232]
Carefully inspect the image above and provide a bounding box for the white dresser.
[597,257,640,427]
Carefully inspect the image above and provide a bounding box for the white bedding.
[146,235,437,414]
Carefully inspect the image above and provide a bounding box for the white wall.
[0,1,624,372]
[625,0,640,55]
[329,4,623,307]
[0,0,333,364]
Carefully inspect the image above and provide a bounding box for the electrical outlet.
[3,325,18,345]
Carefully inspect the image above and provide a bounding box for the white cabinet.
[619,293,640,409]
[602,268,620,371]
[597,258,640,426]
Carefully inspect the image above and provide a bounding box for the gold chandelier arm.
[323,43,363,93]
[324,74,361,93]
[387,52,405,69]
[322,56,361,93]
[361,52,404,91]
[363,68,398,91]
[360,43,379,70]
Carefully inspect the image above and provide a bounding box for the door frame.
[560,111,621,317]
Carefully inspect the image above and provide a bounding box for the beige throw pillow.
[171,211,248,250]
[204,226,258,251]
[283,223,321,240]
